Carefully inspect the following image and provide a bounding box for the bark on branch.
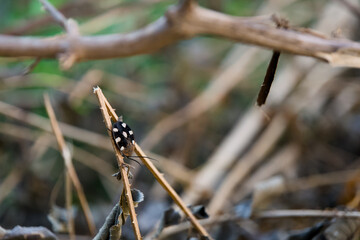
[1,0,360,67]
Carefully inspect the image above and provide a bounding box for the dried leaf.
[93,203,122,240]
[188,205,209,219]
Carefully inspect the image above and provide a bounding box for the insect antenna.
[123,155,159,166]
[126,155,158,162]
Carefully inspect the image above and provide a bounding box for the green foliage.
[223,0,263,16]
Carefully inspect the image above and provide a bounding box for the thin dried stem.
[44,94,96,236]
[65,172,75,240]
[93,87,142,240]
[94,86,211,239]
[134,145,212,239]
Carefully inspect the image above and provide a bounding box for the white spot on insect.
[120,146,125,151]
[132,140,135,144]
[115,137,121,143]
[129,130,133,135]
[122,131,128,138]
[122,123,126,128]
[113,128,119,132]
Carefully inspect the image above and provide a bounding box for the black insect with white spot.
[112,116,135,157]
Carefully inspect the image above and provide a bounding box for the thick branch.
[1,1,360,67]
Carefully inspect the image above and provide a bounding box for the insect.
[111,116,156,177]
[112,116,136,158]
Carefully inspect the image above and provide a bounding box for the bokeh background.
[1,0,360,239]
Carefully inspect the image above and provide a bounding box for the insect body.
[112,116,135,157]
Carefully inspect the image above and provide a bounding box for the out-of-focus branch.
[159,209,360,239]
[1,1,360,67]
[39,0,70,32]
[44,94,96,236]
[336,0,360,19]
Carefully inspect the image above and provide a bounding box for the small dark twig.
[257,16,288,106]
[256,51,281,106]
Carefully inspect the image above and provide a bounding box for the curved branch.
[1,1,360,67]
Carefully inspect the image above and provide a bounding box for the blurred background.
[1,0,360,239]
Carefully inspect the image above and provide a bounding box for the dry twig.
[135,144,212,239]
[93,87,142,240]
[44,94,96,236]
[94,86,212,239]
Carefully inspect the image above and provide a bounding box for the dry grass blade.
[93,87,142,240]
[44,93,96,236]
[94,86,212,239]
